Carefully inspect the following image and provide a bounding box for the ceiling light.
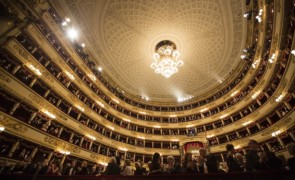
[139,111,146,115]
[242,121,252,126]
[154,125,161,128]
[275,94,284,102]
[65,17,71,22]
[0,126,5,132]
[113,99,119,104]
[231,91,239,97]
[107,126,114,131]
[67,28,78,40]
[206,134,215,138]
[220,114,228,119]
[291,50,295,55]
[81,43,85,48]
[252,91,261,99]
[138,136,145,139]
[200,108,208,112]
[240,55,246,59]
[218,79,223,83]
[86,135,96,141]
[123,118,131,122]
[252,60,259,69]
[98,67,102,72]
[96,101,104,107]
[61,21,67,26]
[151,40,183,78]
[76,105,84,112]
[58,149,70,155]
[119,147,128,151]
[268,53,276,63]
[65,71,75,80]
[272,130,281,137]
[186,125,194,128]
[171,139,179,142]
[88,74,96,81]
[28,64,42,76]
[43,110,56,119]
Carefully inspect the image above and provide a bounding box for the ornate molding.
[44,136,80,154]
[0,113,28,133]
[0,70,11,83]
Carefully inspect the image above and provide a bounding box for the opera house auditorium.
[0,0,294,179]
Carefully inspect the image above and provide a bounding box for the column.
[277,137,285,148]
[12,65,21,75]
[29,78,37,88]
[46,152,53,162]
[57,127,63,137]
[79,137,84,147]
[28,112,37,124]
[9,102,20,115]
[60,155,66,165]
[43,89,50,98]
[289,132,295,142]
[89,141,93,150]
[8,140,20,157]
[30,147,38,160]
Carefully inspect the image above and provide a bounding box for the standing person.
[134,162,143,175]
[198,148,218,173]
[121,159,133,175]
[149,152,163,174]
[245,139,267,172]
[165,156,182,174]
[286,143,295,171]
[103,157,120,175]
[226,144,243,172]
[182,153,198,174]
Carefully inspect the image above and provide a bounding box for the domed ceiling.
[51,0,247,103]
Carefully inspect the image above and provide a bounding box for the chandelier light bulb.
[151,40,184,78]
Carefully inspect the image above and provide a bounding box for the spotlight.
[67,28,78,40]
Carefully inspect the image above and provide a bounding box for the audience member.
[245,139,267,172]
[46,160,60,175]
[121,159,132,175]
[63,160,77,175]
[226,144,243,172]
[198,148,218,173]
[76,161,89,175]
[182,153,198,174]
[286,143,295,171]
[103,157,120,175]
[149,152,163,174]
[165,155,182,174]
[134,162,144,175]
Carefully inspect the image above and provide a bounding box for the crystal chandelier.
[151,40,184,78]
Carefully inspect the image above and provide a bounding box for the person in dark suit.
[226,144,243,172]
[245,139,267,172]
[198,148,218,173]
[286,143,295,171]
[76,160,89,175]
[103,157,120,175]
[165,156,183,174]
[38,159,49,175]
[62,160,77,175]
